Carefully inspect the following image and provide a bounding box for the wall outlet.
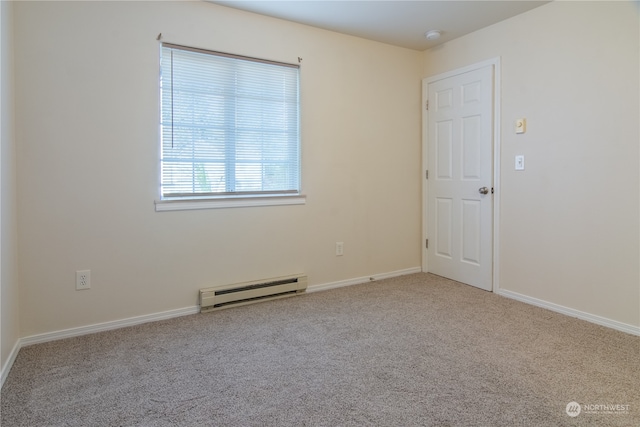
[76,270,91,290]
[335,242,344,256]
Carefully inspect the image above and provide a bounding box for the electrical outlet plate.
[335,242,344,256]
[76,270,91,290]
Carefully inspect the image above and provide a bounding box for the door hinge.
[426,239,429,249]
[425,100,429,110]
[425,170,429,180]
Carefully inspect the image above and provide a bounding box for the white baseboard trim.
[18,267,422,348]
[1,338,22,389]
[496,289,640,336]
[1,306,198,389]
[20,306,199,348]
[3,271,636,389]
[306,267,422,293]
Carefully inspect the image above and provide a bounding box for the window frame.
[155,43,305,211]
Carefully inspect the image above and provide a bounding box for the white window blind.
[160,43,300,199]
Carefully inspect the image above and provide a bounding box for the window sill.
[155,194,306,212]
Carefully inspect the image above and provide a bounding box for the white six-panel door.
[425,64,494,291]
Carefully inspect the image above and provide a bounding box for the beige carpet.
[2,273,639,426]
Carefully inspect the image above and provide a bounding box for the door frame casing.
[421,57,502,293]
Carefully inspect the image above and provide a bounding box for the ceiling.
[210,1,549,51]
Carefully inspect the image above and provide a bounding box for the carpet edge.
[306,267,422,293]
[20,306,200,348]
[497,288,640,336]
[0,338,20,389]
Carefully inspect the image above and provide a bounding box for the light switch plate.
[516,118,526,134]
[515,155,525,170]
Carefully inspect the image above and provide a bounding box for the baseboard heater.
[199,274,307,313]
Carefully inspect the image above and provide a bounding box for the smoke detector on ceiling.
[424,30,442,41]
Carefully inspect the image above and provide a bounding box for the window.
[159,43,301,206]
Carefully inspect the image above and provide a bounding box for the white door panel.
[426,65,493,291]
[435,197,452,258]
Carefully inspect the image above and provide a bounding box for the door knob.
[478,187,489,195]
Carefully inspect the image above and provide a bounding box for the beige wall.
[14,1,423,336]
[424,1,640,327]
[1,0,19,371]
[9,0,638,343]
